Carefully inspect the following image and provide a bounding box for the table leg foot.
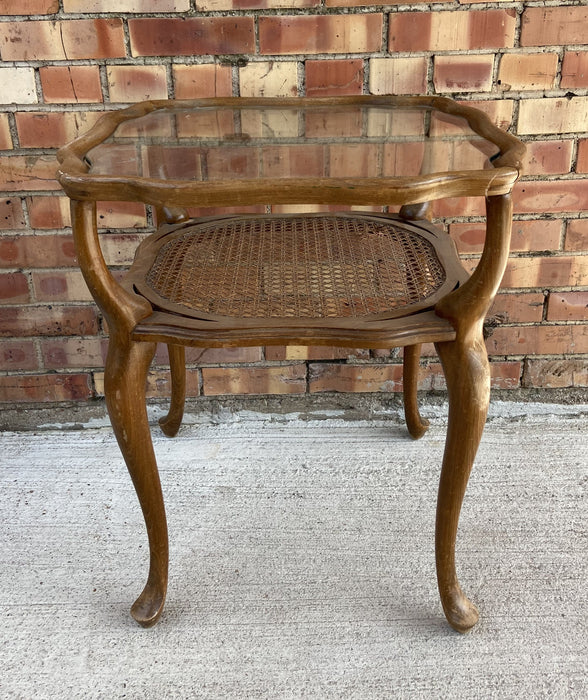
[439,587,479,633]
[131,575,167,628]
[105,336,169,628]
[159,344,186,438]
[434,332,489,633]
[403,344,429,440]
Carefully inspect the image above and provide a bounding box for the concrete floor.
[1,401,587,699]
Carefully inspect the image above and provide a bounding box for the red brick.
[107,65,168,103]
[565,220,588,252]
[16,111,103,149]
[33,273,71,301]
[488,361,522,389]
[61,19,127,60]
[0,22,59,61]
[522,140,573,176]
[511,219,564,253]
[306,59,363,97]
[0,272,30,304]
[369,57,427,95]
[389,10,516,52]
[262,145,326,178]
[547,292,588,322]
[27,196,145,231]
[259,15,382,55]
[0,156,58,192]
[206,147,260,181]
[490,292,545,324]
[577,140,588,174]
[147,369,200,400]
[173,64,233,99]
[64,0,189,10]
[145,145,198,181]
[498,53,558,91]
[189,346,262,364]
[521,7,588,47]
[561,52,588,90]
[430,197,485,219]
[266,346,368,361]
[16,113,67,149]
[129,18,255,57]
[450,219,562,254]
[309,363,404,393]
[0,373,92,403]
[200,0,318,8]
[153,344,261,365]
[172,109,234,139]
[522,358,588,389]
[383,143,427,178]
[3,0,58,12]
[518,97,588,135]
[0,115,12,150]
[0,234,77,269]
[98,202,147,230]
[502,255,587,289]
[0,306,99,338]
[41,337,107,369]
[513,181,588,215]
[202,365,306,396]
[456,99,513,131]
[32,271,92,303]
[486,324,588,356]
[411,362,446,391]
[0,199,26,230]
[40,66,103,104]
[0,340,38,371]
[0,19,126,61]
[305,109,363,139]
[434,55,494,93]
[27,197,70,229]
[329,144,379,178]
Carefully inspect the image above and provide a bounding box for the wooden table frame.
[58,96,525,633]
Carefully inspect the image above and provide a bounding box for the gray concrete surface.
[1,402,587,698]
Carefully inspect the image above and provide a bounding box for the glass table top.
[85,102,500,182]
[58,97,524,207]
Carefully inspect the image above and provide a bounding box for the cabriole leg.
[434,330,490,633]
[402,343,430,439]
[105,334,169,628]
[159,344,186,438]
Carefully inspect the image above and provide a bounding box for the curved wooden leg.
[403,344,430,440]
[434,330,490,633]
[159,344,186,438]
[105,335,168,628]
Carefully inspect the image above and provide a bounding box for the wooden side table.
[58,96,525,632]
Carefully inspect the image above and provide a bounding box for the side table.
[57,96,525,632]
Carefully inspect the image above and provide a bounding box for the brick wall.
[0,1,587,404]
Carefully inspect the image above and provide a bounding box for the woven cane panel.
[144,216,446,319]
